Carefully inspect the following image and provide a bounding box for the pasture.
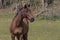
[0,14,60,40]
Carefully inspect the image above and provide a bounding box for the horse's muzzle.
[30,18,34,22]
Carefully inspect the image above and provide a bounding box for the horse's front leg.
[17,34,23,40]
[11,34,15,40]
[23,33,28,40]
[20,34,23,40]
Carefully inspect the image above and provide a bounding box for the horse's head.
[18,3,34,22]
[26,11,34,22]
[23,4,34,22]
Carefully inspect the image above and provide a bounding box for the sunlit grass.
[0,15,60,40]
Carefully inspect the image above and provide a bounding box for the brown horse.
[10,4,34,40]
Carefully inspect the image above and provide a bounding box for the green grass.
[0,15,60,40]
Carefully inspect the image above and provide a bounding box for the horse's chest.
[14,27,23,34]
[14,22,29,34]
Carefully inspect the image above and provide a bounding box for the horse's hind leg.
[11,34,15,40]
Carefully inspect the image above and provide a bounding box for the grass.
[0,14,60,40]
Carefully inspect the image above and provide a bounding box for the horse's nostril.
[30,18,34,22]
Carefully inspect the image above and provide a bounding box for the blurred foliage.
[1,0,60,20]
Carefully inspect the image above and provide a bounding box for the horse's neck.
[20,18,28,24]
[20,18,23,22]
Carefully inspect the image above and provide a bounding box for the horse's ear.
[24,5,27,8]
[24,4,30,8]
[28,4,30,7]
